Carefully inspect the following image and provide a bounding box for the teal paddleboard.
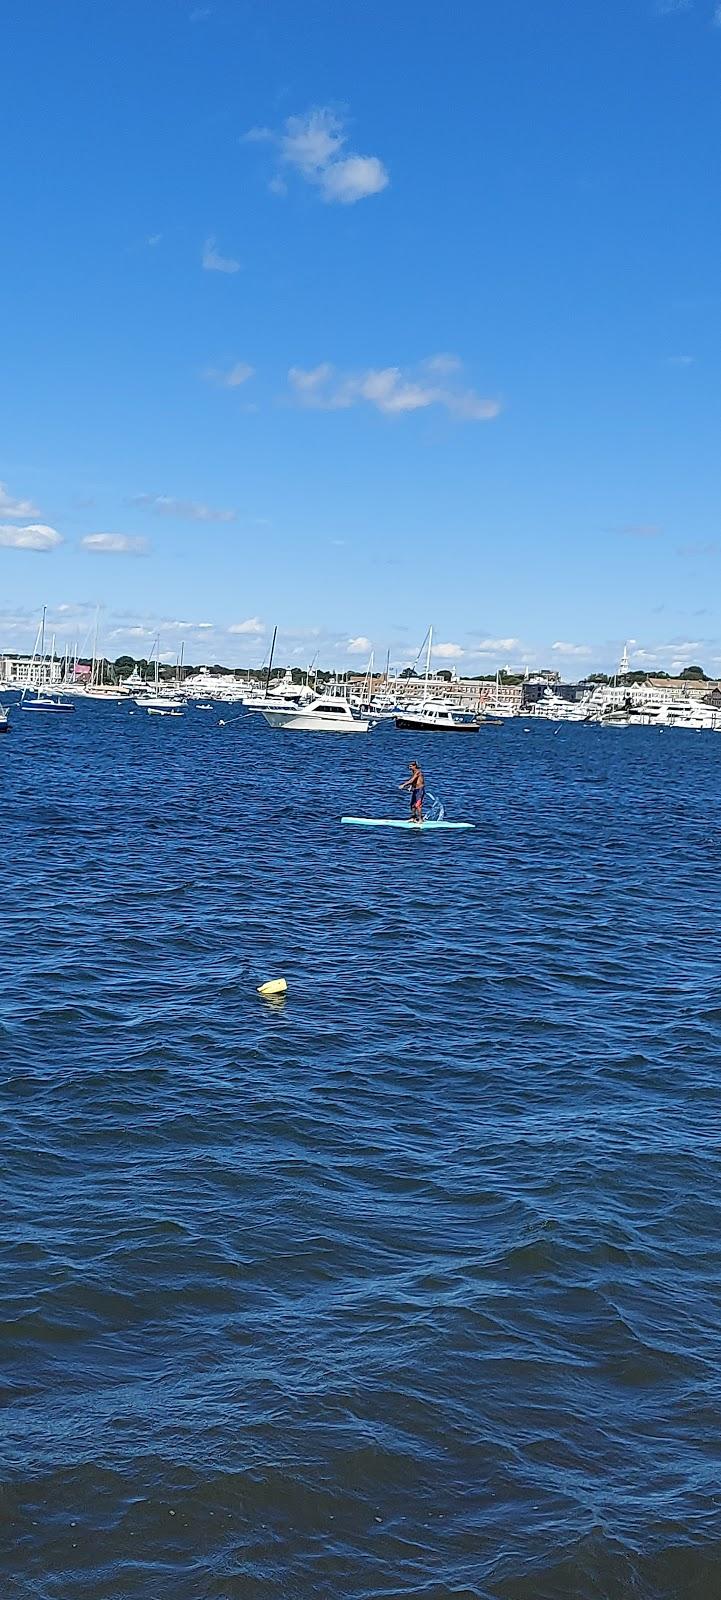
[341,817,474,831]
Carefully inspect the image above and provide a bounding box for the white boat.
[260,694,369,732]
[484,668,518,719]
[528,687,592,722]
[142,696,186,715]
[368,690,400,720]
[0,703,9,733]
[135,640,186,713]
[395,699,479,733]
[661,700,721,732]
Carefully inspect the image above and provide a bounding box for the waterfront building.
[0,653,64,689]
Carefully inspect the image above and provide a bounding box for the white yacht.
[395,700,479,733]
[260,694,369,733]
[0,703,9,733]
[528,687,592,722]
[659,700,721,732]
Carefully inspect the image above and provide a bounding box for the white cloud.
[552,641,593,657]
[655,0,692,13]
[476,636,521,652]
[666,353,694,366]
[347,635,372,654]
[203,361,255,388]
[80,533,148,554]
[288,358,501,423]
[319,154,388,204]
[0,522,62,551]
[636,641,703,656]
[631,639,707,670]
[678,540,720,557]
[617,522,662,538]
[247,106,389,206]
[434,641,465,659]
[422,353,463,377]
[0,482,40,519]
[130,494,236,523]
[288,363,335,395]
[146,233,162,247]
[202,236,241,273]
[714,3,721,24]
[228,617,265,635]
[163,619,214,631]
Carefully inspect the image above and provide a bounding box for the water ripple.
[2,708,721,1596]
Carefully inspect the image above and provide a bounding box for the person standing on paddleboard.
[399,761,425,823]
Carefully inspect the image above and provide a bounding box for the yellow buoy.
[256,978,288,998]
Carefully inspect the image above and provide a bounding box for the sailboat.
[395,627,479,732]
[20,609,75,713]
[478,668,513,723]
[136,638,185,714]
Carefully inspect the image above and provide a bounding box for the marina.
[4,634,721,732]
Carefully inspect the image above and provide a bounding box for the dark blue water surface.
[2,702,721,1599]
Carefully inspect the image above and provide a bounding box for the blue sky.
[1,0,720,675]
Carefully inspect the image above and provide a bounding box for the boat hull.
[261,711,369,732]
[394,716,479,732]
[20,701,75,713]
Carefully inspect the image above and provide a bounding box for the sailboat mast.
[424,626,433,694]
[265,626,278,699]
[23,613,44,703]
[91,607,99,689]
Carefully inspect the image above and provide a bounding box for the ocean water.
[2,702,721,1600]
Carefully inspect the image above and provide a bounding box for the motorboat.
[395,700,479,733]
[0,703,9,733]
[660,700,721,732]
[394,626,479,732]
[21,694,75,713]
[260,694,369,732]
[528,688,592,722]
[141,696,186,715]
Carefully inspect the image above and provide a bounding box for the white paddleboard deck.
[342,817,474,831]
